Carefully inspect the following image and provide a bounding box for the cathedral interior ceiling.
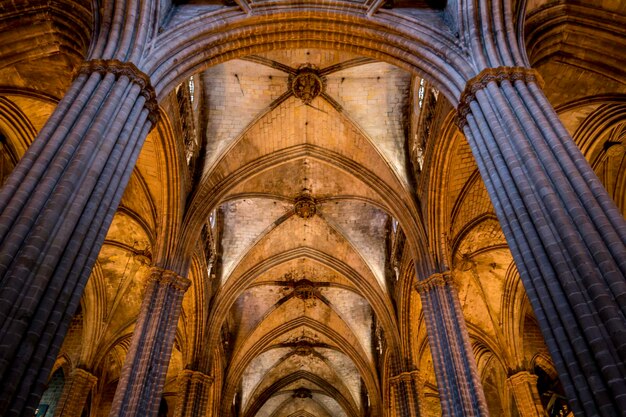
[0,0,624,416]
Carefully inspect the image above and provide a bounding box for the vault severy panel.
[456,249,513,332]
[315,347,364,410]
[226,158,389,205]
[242,348,292,408]
[219,198,293,282]
[325,62,412,185]
[253,49,365,71]
[313,395,349,417]
[280,379,325,393]
[231,286,288,346]
[202,59,289,173]
[254,393,292,417]
[244,353,356,408]
[223,214,384,294]
[268,397,336,417]
[317,287,373,362]
[248,259,359,292]
[318,200,389,289]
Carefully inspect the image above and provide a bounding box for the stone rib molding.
[79,59,159,125]
[456,67,544,128]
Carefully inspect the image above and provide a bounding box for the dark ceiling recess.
[387,0,447,9]
[174,0,447,7]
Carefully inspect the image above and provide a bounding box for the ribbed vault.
[3,1,625,417]
[190,51,415,417]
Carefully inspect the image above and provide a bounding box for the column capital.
[506,371,544,417]
[150,266,191,293]
[53,368,98,417]
[507,370,538,386]
[456,66,544,129]
[72,368,98,385]
[414,271,455,294]
[389,370,422,385]
[78,59,159,125]
[179,369,214,385]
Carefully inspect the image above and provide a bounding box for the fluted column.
[174,370,213,417]
[416,272,490,417]
[457,66,626,417]
[506,372,544,417]
[389,371,424,417]
[108,267,190,417]
[53,368,97,417]
[0,59,158,417]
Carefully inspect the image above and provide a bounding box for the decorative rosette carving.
[294,189,317,219]
[290,64,325,104]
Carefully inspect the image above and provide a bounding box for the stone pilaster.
[389,371,424,417]
[506,371,544,417]
[108,267,191,417]
[457,66,626,417]
[52,368,97,417]
[0,59,157,417]
[174,370,213,417]
[416,272,490,417]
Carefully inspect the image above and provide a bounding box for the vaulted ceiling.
[1,1,625,417]
[197,50,414,417]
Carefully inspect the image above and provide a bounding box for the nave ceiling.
[0,0,625,416]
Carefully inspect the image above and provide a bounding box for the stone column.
[53,368,97,417]
[457,66,626,417]
[416,272,490,417]
[0,59,157,417]
[389,371,424,417]
[174,370,213,417]
[108,267,191,417]
[506,371,544,417]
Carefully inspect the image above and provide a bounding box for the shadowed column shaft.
[0,59,157,417]
[389,371,424,417]
[417,272,490,417]
[53,368,97,417]
[458,66,626,417]
[506,371,544,417]
[174,370,213,417]
[108,267,191,417]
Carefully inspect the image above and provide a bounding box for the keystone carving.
[293,388,313,399]
[290,65,324,104]
[293,279,316,300]
[294,189,316,219]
